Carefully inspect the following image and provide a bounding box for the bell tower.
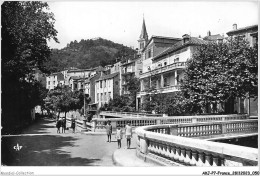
[138,17,148,55]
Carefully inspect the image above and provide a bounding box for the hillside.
[44,38,137,72]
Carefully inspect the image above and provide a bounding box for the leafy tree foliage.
[181,37,258,113]
[44,38,137,72]
[1,1,58,134]
[44,86,84,118]
[104,95,135,112]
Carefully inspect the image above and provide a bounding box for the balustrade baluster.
[179,148,186,162]
[196,152,205,166]
[220,159,225,166]
[169,146,175,160]
[212,156,219,166]
[154,142,159,154]
[165,145,171,158]
[184,149,192,165]
[190,151,198,166]
[175,147,181,161]
[204,154,212,166]
[208,125,211,135]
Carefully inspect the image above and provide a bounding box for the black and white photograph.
[1,0,259,175]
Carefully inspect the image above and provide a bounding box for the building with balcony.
[46,72,65,90]
[137,34,208,110]
[95,72,120,107]
[226,24,258,117]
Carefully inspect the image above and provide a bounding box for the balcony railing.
[140,62,186,79]
[136,119,258,166]
[137,85,180,96]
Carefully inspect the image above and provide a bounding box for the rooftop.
[203,34,224,41]
[153,37,208,61]
[226,24,258,36]
[96,72,119,81]
[142,35,181,52]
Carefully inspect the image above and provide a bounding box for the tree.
[125,76,140,109]
[181,37,258,114]
[44,87,84,119]
[1,1,58,134]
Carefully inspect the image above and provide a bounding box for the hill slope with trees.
[45,38,137,72]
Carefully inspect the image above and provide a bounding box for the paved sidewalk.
[113,148,157,166]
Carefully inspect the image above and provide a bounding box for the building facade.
[226,24,258,117]
[137,35,208,110]
[46,72,65,90]
[95,72,120,107]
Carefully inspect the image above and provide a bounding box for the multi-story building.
[63,68,95,86]
[226,24,258,117]
[121,55,142,95]
[46,72,65,90]
[227,24,258,47]
[137,34,208,110]
[95,72,120,107]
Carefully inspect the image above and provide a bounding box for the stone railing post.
[139,133,148,154]
[169,125,178,136]
[192,117,197,123]
[91,119,97,132]
[221,123,227,134]
[111,121,117,132]
[82,117,88,132]
[156,119,161,125]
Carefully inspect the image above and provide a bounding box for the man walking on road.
[125,122,132,149]
[105,121,112,142]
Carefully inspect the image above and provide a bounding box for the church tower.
[138,17,148,55]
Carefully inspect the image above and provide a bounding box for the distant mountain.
[44,38,137,73]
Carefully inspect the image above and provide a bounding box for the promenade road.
[1,118,137,166]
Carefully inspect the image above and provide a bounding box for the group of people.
[56,115,76,133]
[105,121,133,149]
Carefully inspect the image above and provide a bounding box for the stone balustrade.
[66,117,92,131]
[92,114,248,132]
[135,119,258,166]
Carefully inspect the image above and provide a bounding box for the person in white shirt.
[125,122,132,149]
[115,127,123,149]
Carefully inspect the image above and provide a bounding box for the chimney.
[182,34,190,44]
[233,23,237,30]
[207,31,211,36]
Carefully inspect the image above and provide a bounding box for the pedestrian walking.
[71,115,76,133]
[56,117,62,133]
[105,121,112,142]
[115,127,123,149]
[125,122,132,149]
[61,117,66,133]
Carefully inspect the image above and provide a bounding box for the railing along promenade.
[135,119,258,166]
[92,113,248,132]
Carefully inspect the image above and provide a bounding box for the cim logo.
[13,143,22,151]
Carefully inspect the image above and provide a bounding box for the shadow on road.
[1,135,100,166]
[20,118,56,134]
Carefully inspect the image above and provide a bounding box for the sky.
[47,1,258,49]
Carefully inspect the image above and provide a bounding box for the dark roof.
[142,35,181,52]
[56,73,64,81]
[153,37,208,61]
[139,18,148,40]
[67,68,94,73]
[203,34,224,41]
[226,24,258,36]
[96,72,119,81]
[69,76,82,80]
[121,60,135,66]
[50,72,64,81]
